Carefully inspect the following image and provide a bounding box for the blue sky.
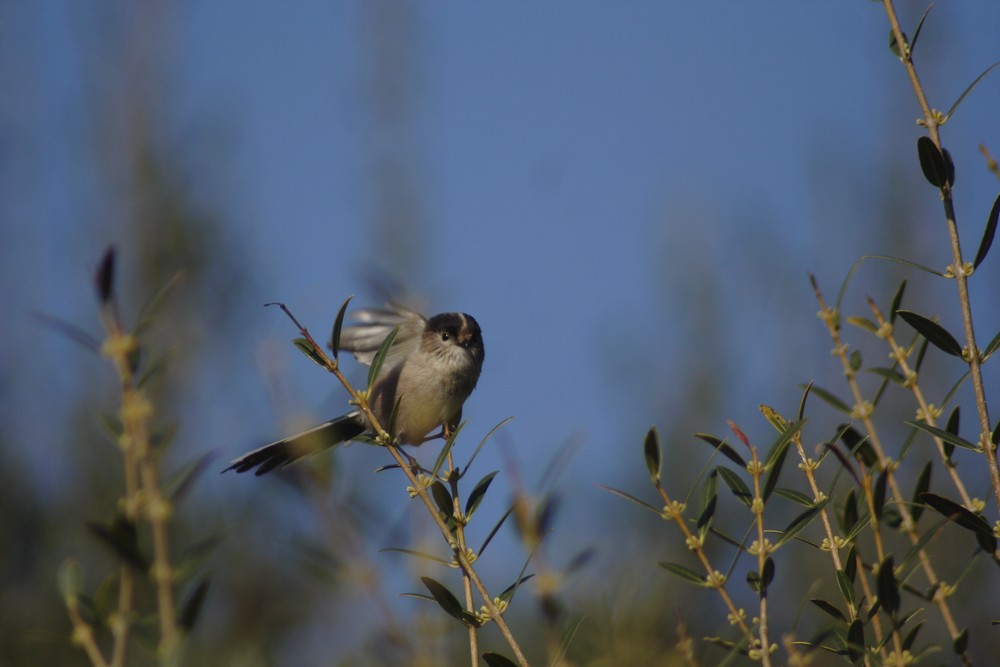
[3,2,1000,661]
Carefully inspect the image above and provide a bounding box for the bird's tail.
[224,412,365,476]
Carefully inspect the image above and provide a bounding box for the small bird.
[225,305,485,475]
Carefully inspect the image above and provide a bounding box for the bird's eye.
[441,332,450,341]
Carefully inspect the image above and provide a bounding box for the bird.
[225,305,485,476]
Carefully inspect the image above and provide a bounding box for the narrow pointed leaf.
[953,628,969,656]
[697,472,718,537]
[643,427,661,482]
[292,338,327,368]
[906,420,980,452]
[420,576,467,623]
[549,615,585,667]
[367,326,399,389]
[974,192,1000,269]
[866,367,907,384]
[810,598,846,622]
[840,423,877,468]
[379,548,454,567]
[599,485,664,516]
[716,466,752,506]
[431,421,464,479]
[657,562,709,586]
[178,579,210,631]
[330,294,353,360]
[772,487,813,507]
[430,481,454,520]
[774,500,828,549]
[983,329,1000,361]
[847,619,865,664]
[498,574,534,603]
[917,137,948,188]
[808,385,851,414]
[909,4,932,54]
[694,433,746,468]
[944,406,961,462]
[28,311,101,353]
[902,621,924,651]
[483,653,518,667]
[96,245,116,304]
[889,280,907,323]
[897,310,962,356]
[465,471,498,519]
[462,416,514,474]
[479,505,514,555]
[873,469,888,520]
[86,516,149,571]
[911,462,932,523]
[877,556,900,616]
[944,60,1000,123]
[919,492,997,553]
[836,569,856,606]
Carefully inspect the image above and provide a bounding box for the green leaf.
[906,420,980,452]
[889,280,907,323]
[430,422,463,479]
[810,598,846,622]
[657,562,709,586]
[479,505,514,555]
[774,500,828,550]
[292,338,327,368]
[599,485,664,517]
[95,245,116,304]
[330,294,353,360]
[877,556,900,616]
[901,621,924,651]
[716,466,752,507]
[482,653,518,667]
[983,329,1000,361]
[866,367,907,384]
[897,310,963,357]
[839,424,877,469]
[420,576,469,624]
[836,569,856,607]
[693,433,746,468]
[462,416,514,474]
[953,628,969,656]
[367,326,400,389]
[697,472,718,537]
[430,481,453,520]
[165,451,215,503]
[847,618,865,664]
[809,385,851,414]
[845,316,878,334]
[465,471,498,519]
[86,515,149,571]
[57,558,83,602]
[974,193,1000,269]
[944,59,1000,123]
[944,406,961,462]
[873,469,888,521]
[643,427,661,482]
[917,137,950,188]
[908,4,932,55]
[919,492,997,554]
[841,489,859,535]
[498,574,534,603]
[549,615,585,667]
[178,578,210,631]
[763,422,798,502]
[911,462,932,523]
[379,548,454,567]
[772,487,814,507]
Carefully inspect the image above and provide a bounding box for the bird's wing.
[337,304,427,369]
[223,413,365,476]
